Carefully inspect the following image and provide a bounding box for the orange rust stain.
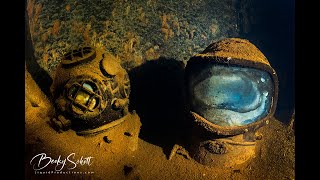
[83,24,91,44]
[65,4,71,12]
[52,20,60,36]
[43,53,49,64]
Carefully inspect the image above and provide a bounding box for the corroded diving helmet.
[50,46,130,136]
[185,38,278,167]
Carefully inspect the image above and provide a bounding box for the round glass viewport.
[190,64,274,127]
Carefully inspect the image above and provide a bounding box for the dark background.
[239,0,295,124]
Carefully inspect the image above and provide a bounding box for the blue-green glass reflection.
[191,64,273,127]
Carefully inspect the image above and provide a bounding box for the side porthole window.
[67,81,102,113]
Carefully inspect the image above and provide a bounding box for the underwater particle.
[103,136,112,143]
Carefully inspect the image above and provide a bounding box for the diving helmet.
[50,46,130,136]
[185,38,278,167]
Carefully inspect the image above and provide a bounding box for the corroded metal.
[50,46,130,136]
[186,38,278,136]
[185,38,278,167]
